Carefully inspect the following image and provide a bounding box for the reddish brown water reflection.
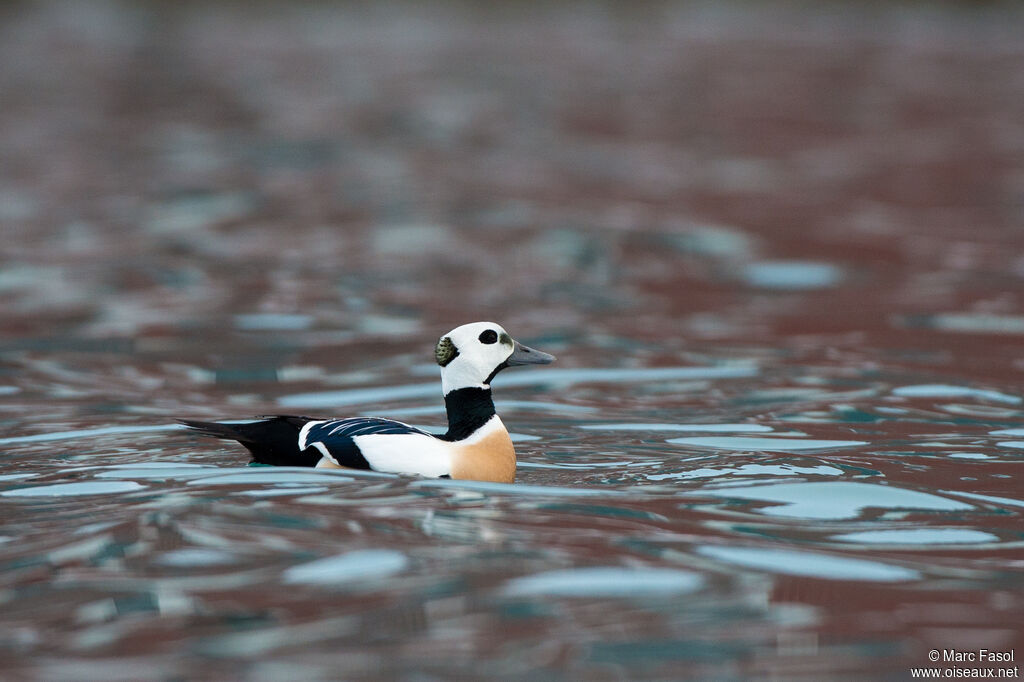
[1,2,1023,680]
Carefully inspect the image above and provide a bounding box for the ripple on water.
[990,428,1024,437]
[697,545,920,582]
[503,567,703,597]
[282,549,409,585]
[694,481,974,519]
[0,473,36,482]
[233,486,330,497]
[233,313,314,331]
[830,528,1000,546]
[410,479,625,497]
[278,365,758,408]
[186,472,355,486]
[740,260,843,290]
[892,384,1020,404]
[648,463,845,481]
[1,481,147,497]
[667,436,866,452]
[155,548,239,567]
[938,490,1024,510]
[0,424,180,445]
[580,423,773,433]
[947,452,992,460]
[95,466,224,480]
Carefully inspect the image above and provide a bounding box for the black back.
[178,416,322,467]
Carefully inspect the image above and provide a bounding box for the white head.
[435,321,555,395]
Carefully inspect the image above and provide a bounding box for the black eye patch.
[478,329,498,344]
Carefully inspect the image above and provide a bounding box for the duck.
[178,322,555,483]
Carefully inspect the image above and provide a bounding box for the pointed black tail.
[177,416,322,467]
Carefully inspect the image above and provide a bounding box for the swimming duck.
[179,322,555,483]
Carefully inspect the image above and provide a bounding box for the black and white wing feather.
[299,417,432,469]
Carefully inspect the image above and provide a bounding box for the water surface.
[1,2,1023,680]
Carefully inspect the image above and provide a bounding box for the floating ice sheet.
[503,567,703,597]
[697,545,919,581]
[667,436,866,452]
[695,481,973,519]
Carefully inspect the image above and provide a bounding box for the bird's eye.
[478,329,498,344]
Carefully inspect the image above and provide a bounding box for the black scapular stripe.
[302,418,430,469]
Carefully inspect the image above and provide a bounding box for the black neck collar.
[442,387,496,441]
